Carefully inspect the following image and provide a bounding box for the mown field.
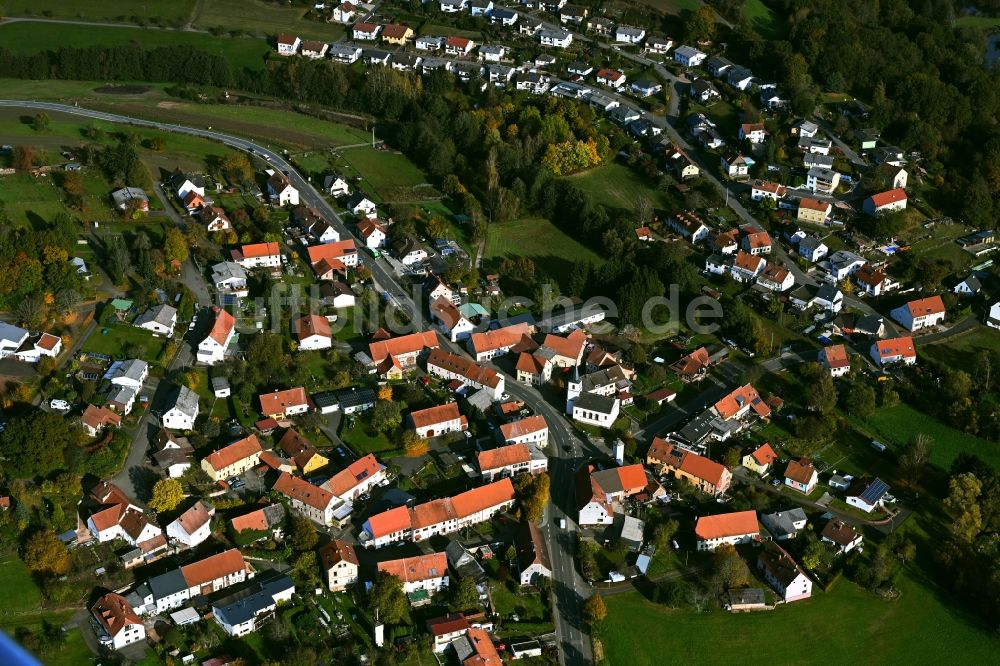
[602,573,998,665]
[0,0,195,24]
[484,217,605,284]
[334,146,434,203]
[191,0,346,41]
[564,162,672,212]
[0,22,271,71]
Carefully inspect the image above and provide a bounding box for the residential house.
[757,264,794,292]
[576,464,649,526]
[307,240,359,279]
[664,144,699,179]
[445,36,475,56]
[162,385,199,431]
[278,429,329,475]
[596,68,626,89]
[730,250,766,282]
[182,189,205,213]
[821,519,863,554]
[695,510,759,551]
[711,229,739,255]
[322,453,386,501]
[154,429,194,478]
[739,123,767,144]
[498,415,548,447]
[870,336,916,366]
[369,330,439,376]
[674,45,706,67]
[390,236,428,265]
[726,66,754,90]
[803,153,835,169]
[670,347,712,382]
[440,0,467,11]
[267,172,299,206]
[646,36,672,53]
[797,235,828,262]
[200,435,264,482]
[491,7,519,25]
[516,71,551,94]
[874,145,904,166]
[742,228,772,255]
[320,539,359,592]
[426,349,505,400]
[409,403,468,439]
[381,24,413,46]
[477,443,547,482]
[197,307,236,365]
[667,210,709,243]
[430,298,476,342]
[329,43,362,64]
[378,553,449,602]
[750,179,786,202]
[166,501,215,548]
[230,504,286,542]
[416,35,445,50]
[478,44,506,62]
[615,25,645,43]
[211,261,249,298]
[538,29,572,48]
[806,167,840,194]
[758,542,812,602]
[294,205,339,243]
[784,458,818,494]
[826,250,867,282]
[81,404,122,438]
[111,187,149,212]
[793,120,819,137]
[519,17,543,36]
[799,136,832,155]
[759,89,788,109]
[891,295,946,332]
[705,56,733,76]
[721,152,752,179]
[201,206,231,232]
[352,22,380,40]
[761,508,808,540]
[276,34,301,56]
[516,522,551,586]
[323,173,350,197]
[129,548,250,615]
[560,4,587,24]
[988,302,1000,330]
[797,197,831,224]
[690,79,720,103]
[846,478,890,513]
[211,576,295,637]
[300,40,328,59]
[273,473,342,526]
[295,314,332,351]
[134,304,177,337]
[85,481,165,554]
[953,274,982,297]
[880,164,908,189]
[820,344,851,377]
[863,188,907,215]
[467,323,531,362]
[331,2,357,22]
[630,79,662,97]
[171,170,205,200]
[91,593,145,650]
[741,442,778,477]
[259,387,310,420]
[357,217,387,248]
[647,438,732,496]
[231,242,282,270]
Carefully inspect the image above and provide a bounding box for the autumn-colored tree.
[221,153,253,185]
[289,514,319,551]
[32,112,50,132]
[62,172,84,206]
[148,137,166,151]
[148,478,185,513]
[184,370,201,391]
[164,228,189,265]
[13,145,35,171]
[22,531,71,575]
[402,430,429,457]
[582,595,607,625]
[425,216,449,239]
[378,385,393,402]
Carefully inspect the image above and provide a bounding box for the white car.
[49,399,71,411]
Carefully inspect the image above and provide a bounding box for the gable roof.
[82,404,122,431]
[320,539,359,569]
[695,510,758,541]
[733,250,764,273]
[868,188,907,208]
[206,307,236,346]
[649,438,729,487]
[324,453,384,497]
[427,349,502,389]
[714,383,770,419]
[240,242,280,259]
[499,415,547,441]
[477,443,531,471]
[381,23,411,39]
[259,387,310,416]
[591,464,648,496]
[409,403,462,429]
[784,458,816,485]
[203,435,263,473]
[230,503,285,533]
[170,500,214,536]
[431,297,470,330]
[272,472,336,511]
[542,329,586,360]
[821,519,860,547]
[378,552,447,582]
[874,336,916,360]
[822,344,850,369]
[180,548,247,587]
[92,592,142,637]
[366,505,412,538]
[469,323,532,354]
[296,314,331,341]
[750,443,777,466]
[450,478,515,518]
[369,330,440,363]
[902,295,945,318]
[798,197,830,212]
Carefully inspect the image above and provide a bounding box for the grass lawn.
[0,22,271,71]
[0,0,195,24]
[491,584,554,637]
[920,326,1000,375]
[955,15,1000,29]
[340,414,399,456]
[632,0,702,13]
[192,0,347,41]
[334,146,432,203]
[0,173,77,228]
[564,162,671,212]
[81,321,169,363]
[0,556,43,614]
[743,0,784,39]
[859,403,1000,471]
[602,572,998,665]
[484,217,604,285]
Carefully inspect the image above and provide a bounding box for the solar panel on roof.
[860,478,889,503]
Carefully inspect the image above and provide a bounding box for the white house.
[821,519,864,554]
[667,211,709,243]
[295,314,332,351]
[162,385,199,431]
[276,34,301,56]
[231,242,282,270]
[92,593,146,651]
[750,179,786,202]
[197,307,236,365]
[212,576,295,637]
[324,173,350,197]
[358,217,387,248]
[477,443,547,482]
[806,167,840,194]
[539,29,573,48]
[673,45,705,67]
[758,542,812,602]
[377,553,449,599]
[783,459,818,494]
[739,123,767,144]
[615,25,646,44]
[273,473,342,526]
[890,296,946,332]
[499,415,548,447]
[430,297,476,342]
[987,302,1000,330]
[721,152,752,178]
[211,261,249,297]
[352,22,381,40]
[570,392,619,429]
[332,2,357,23]
[756,264,794,292]
[201,206,231,232]
[104,358,149,390]
[267,173,299,206]
[846,478,890,513]
[863,188,907,215]
[409,403,468,439]
[695,511,759,551]
[347,192,377,217]
[797,235,828,262]
[166,501,215,548]
[820,344,851,377]
[134,304,177,337]
[870,336,916,366]
[300,40,328,59]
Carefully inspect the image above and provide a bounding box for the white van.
[871,440,887,452]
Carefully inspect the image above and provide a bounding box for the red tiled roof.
[367,505,412,538]
[784,458,816,485]
[868,187,907,208]
[648,438,729,488]
[241,242,280,259]
[277,34,298,46]
[798,197,829,212]
[82,404,121,431]
[231,505,276,533]
[542,329,586,361]
[635,226,652,238]
[478,443,531,471]
[822,344,850,369]
[37,332,60,351]
[463,627,502,666]
[207,307,235,345]
[378,552,447,583]
[409,403,462,429]
[446,36,472,48]
[296,314,331,341]
[760,263,790,283]
[499,415,546,441]
[203,435,263,473]
[751,179,786,196]
[91,593,142,637]
[324,453,383,497]
[695,510,759,541]
[307,240,357,266]
[180,548,247,587]
[358,217,386,238]
[714,383,770,419]
[904,295,945,317]
[733,250,764,272]
[272,472,336,511]
[855,263,887,287]
[750,443,777,466]
[320,539,359,569]
[671,347,710,376]
[259,387,310,417]
[172,501,213,536]
[369,330,439,363]
[427,349,502,389]
[427,613,471,637]
[597,68,624,81]
[745,230,771,249]
[450,478,516,518]
[354,21,379,32]
[469,324,531,354]
[381,24,411,39]
[874,336,916,360]
[431,297,467,330]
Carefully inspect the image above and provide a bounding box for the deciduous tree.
[582,595,607,625]
[22,531,70,576]
[148,478,184,513]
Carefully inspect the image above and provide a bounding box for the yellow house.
[797,197,830,224]
[201,435,264,482]
[742,442,778,477]
[278,429,329,475]
[381,24,414,46]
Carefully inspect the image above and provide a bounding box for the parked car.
[49,399,70,411]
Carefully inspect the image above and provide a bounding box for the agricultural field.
[602,573,998,665]
[0,0,196,24]
[565,162,673,212]
[484,217,605,284]
[0,22,271,71]
[191,0,347,41]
